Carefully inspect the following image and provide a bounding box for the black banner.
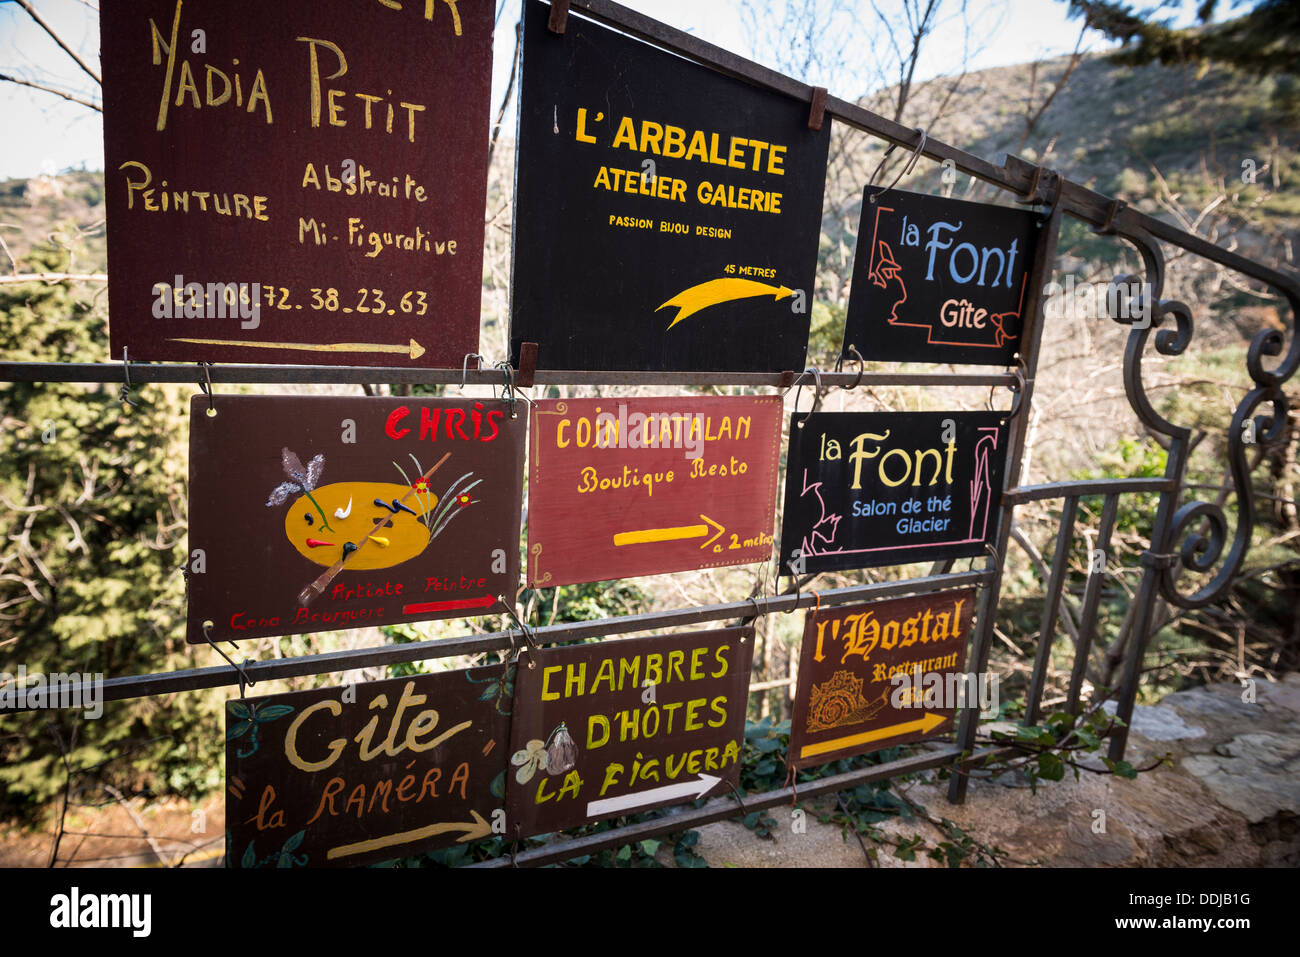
[510,0,830,372]
[779,411,1008,575]
[841,187,1042,366]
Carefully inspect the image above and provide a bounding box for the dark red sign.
[788,591,974,769]
[505,628,753,838]
[187,395,524,643]
[100,0,493,367]
[526,396,783,587]
[226,665,511,868]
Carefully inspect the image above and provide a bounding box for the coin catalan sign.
[779,411,1008,575]
[505,628,753,838]
[527,396,783,588]
[187,395,524,644]
[509,0,831,372]
[788,592,973,769]
[841,187,1042,366]
[226,665,511,868]
[100,0,494,367]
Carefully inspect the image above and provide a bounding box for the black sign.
[509,0,830,372]
[841,188,1042,366]
[779,412,1008,575]
[226,666,511,868]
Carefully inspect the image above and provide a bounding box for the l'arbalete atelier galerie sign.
[509,0,830,372]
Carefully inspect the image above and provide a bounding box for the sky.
[0,0,1208,180]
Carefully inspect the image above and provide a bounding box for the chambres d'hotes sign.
[99,0,494,367]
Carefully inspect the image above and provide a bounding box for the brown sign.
[505,627,754,838]
[526,396,783,587]
[100,0,493,367]
[187,395,524,643]
[788,591,975,769]
[226,665,512,868]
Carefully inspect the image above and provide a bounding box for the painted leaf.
[266,481,298,507]
[283,830,305,852]
[228,701,251,720]
[255,704,295,722]
[281,447,307,484]
[226,721,252,741]
[241,842,257,869]
[305,454,325,490]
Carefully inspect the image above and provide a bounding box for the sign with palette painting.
[226,665,512,868]
[788,591,973,769]
[187,395,524,644]
[526,396,783,587]
[840,187,1042,366]
[778,411,1008,576]
[505,627,754,838]
[509,0,830,371]
[100,0,494,367]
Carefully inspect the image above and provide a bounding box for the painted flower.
[511,739,549,784]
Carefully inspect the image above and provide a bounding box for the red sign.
[788,591,974,768]
[100,0,494,367]
[526,396,783,587]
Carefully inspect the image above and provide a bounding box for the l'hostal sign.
[788,591,973,768]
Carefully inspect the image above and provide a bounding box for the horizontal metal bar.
[0,571,991,711]
[1002,477,1172,505]
[0,362,1014,389]
[470,744,1017,867]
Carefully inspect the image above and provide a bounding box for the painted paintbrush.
[297,451,451,608]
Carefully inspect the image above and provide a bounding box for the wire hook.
[119,348,137,409]
[201,621,254,699]
[867,128,927,203]
[836,345,865,390]
[792,367,823,429]
[461,353,486,389]
[499,596,539,669]
[197,362,216,416]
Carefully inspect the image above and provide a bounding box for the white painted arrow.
[586,773,721,818]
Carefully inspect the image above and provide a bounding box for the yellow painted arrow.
[799,711,948,760]
[325,809,493,860]
[613,514,724,548]
[658,278,794,329]
[171,337,427,360]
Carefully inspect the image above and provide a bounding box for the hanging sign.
[505,627,753,838]
[778,411,1008,575]
[526,396,783,587]
[788,591,973,768]
[226,664,512,868]
[187,395,524,644]
[100,0,494,367]
[509,0,830,372]
[841,187,1042,366]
